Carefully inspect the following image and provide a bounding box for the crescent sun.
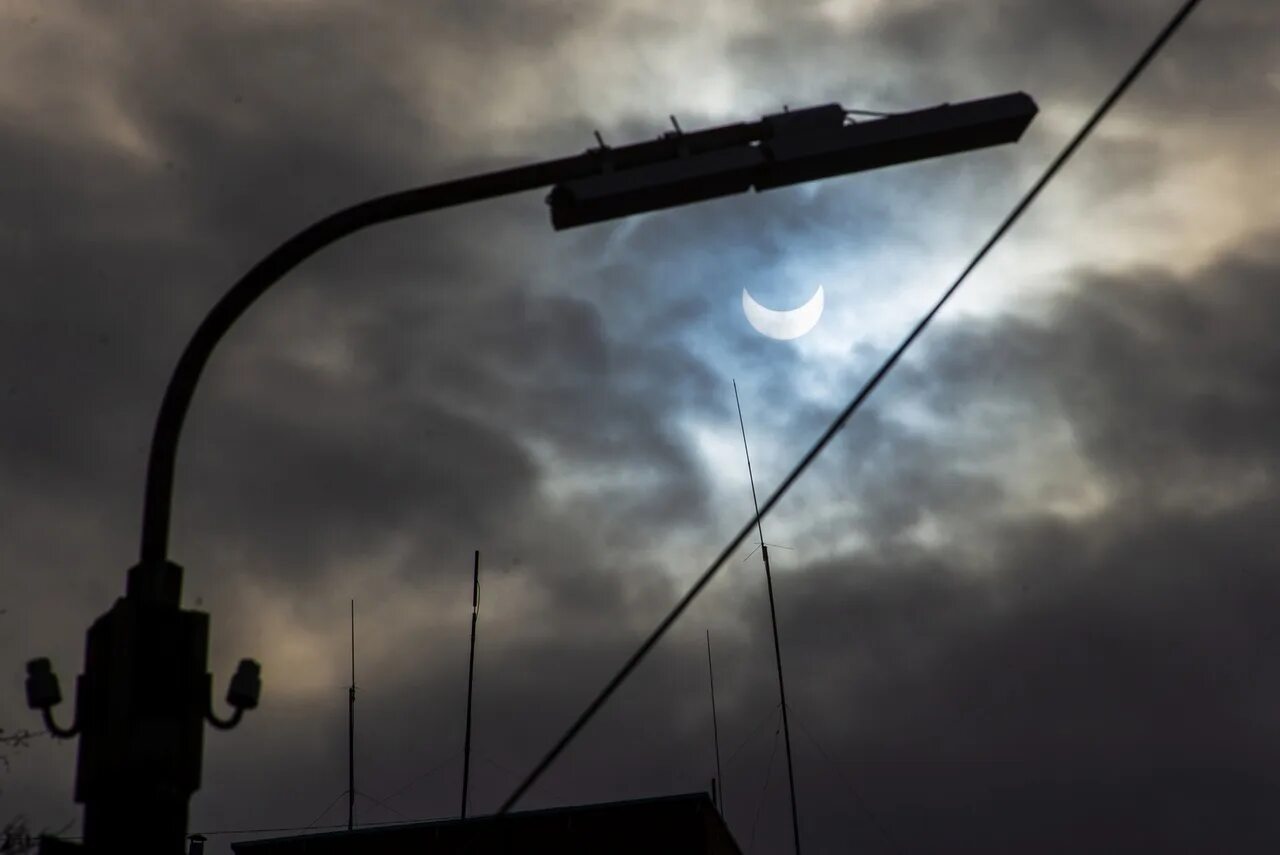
[742,285,825,340]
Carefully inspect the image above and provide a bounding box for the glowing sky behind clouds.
[3,1,1280,851]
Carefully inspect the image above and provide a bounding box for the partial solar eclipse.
[742,285,825,340]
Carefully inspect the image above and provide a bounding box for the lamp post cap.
[126,560,184,606]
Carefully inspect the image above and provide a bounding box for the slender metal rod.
[733,380,801,854]
[348,599,356,831]
[461,550,480,819]
[706,630,725,816]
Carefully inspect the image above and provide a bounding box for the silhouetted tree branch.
[0,729,42,768]
[1,817,37,854]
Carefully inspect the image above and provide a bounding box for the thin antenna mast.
[348,599,356,831]
[733,379,802,854]
[706,630,725,815]
[461,550,480,819]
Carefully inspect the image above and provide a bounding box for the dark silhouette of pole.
[733,380,802,854]
[348,600,356,831]
[138,154,614,567]
[706,630,725,815]
[23,95,1040,853]
[462,550,480,819]
[136,93,1037,568]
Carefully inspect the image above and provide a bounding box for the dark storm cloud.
[918,238,1280,499]
[751,506,1280,852]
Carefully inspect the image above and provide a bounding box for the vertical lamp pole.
[23,93,1034,853]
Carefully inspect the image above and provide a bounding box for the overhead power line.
[495,0,1206,816]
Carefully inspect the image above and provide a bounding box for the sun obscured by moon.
[742,285,825,340]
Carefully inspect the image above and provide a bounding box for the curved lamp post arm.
[205,705,244,731]
[138,96,998,567]
[39,704,80,739]
[138,151,603,568]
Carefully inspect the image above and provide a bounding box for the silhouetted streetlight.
[26,92,1035,854]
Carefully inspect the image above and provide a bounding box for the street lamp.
[26,92,1035,854]
[548,92,1035,226]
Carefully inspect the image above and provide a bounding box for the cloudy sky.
[3,0,1279,851]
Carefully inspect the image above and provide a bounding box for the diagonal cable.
[789,706,902,855]
[496,0,1205,815]
[724,703,785,769]
[356,790,408,820]
[749,714,784,854]
[381,750,463,804]
[304,791,350,829]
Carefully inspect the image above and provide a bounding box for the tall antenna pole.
[348,599,356,832]
[706,630,725,816]
[461,550,480,819]
[733,380,802,854]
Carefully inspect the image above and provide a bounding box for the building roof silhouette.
[231,791,741,854]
